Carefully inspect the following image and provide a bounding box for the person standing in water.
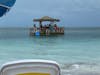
[33,24,37,33]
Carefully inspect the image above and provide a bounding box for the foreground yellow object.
[0,60,61,75]
[17,73,50,75]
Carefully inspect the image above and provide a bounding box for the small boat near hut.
[30,16,64,36]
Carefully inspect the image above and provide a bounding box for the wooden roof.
[34,16,60,22]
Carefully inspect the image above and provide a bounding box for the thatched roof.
[34,16,60,22]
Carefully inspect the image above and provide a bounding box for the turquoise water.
[0,28,100,75]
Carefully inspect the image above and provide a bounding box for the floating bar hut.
[30,16,64,36]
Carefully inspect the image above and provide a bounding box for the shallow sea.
[0,28,100,75]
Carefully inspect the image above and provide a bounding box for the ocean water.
[0,28,100,75]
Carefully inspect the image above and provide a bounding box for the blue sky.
[0,0,100,27]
